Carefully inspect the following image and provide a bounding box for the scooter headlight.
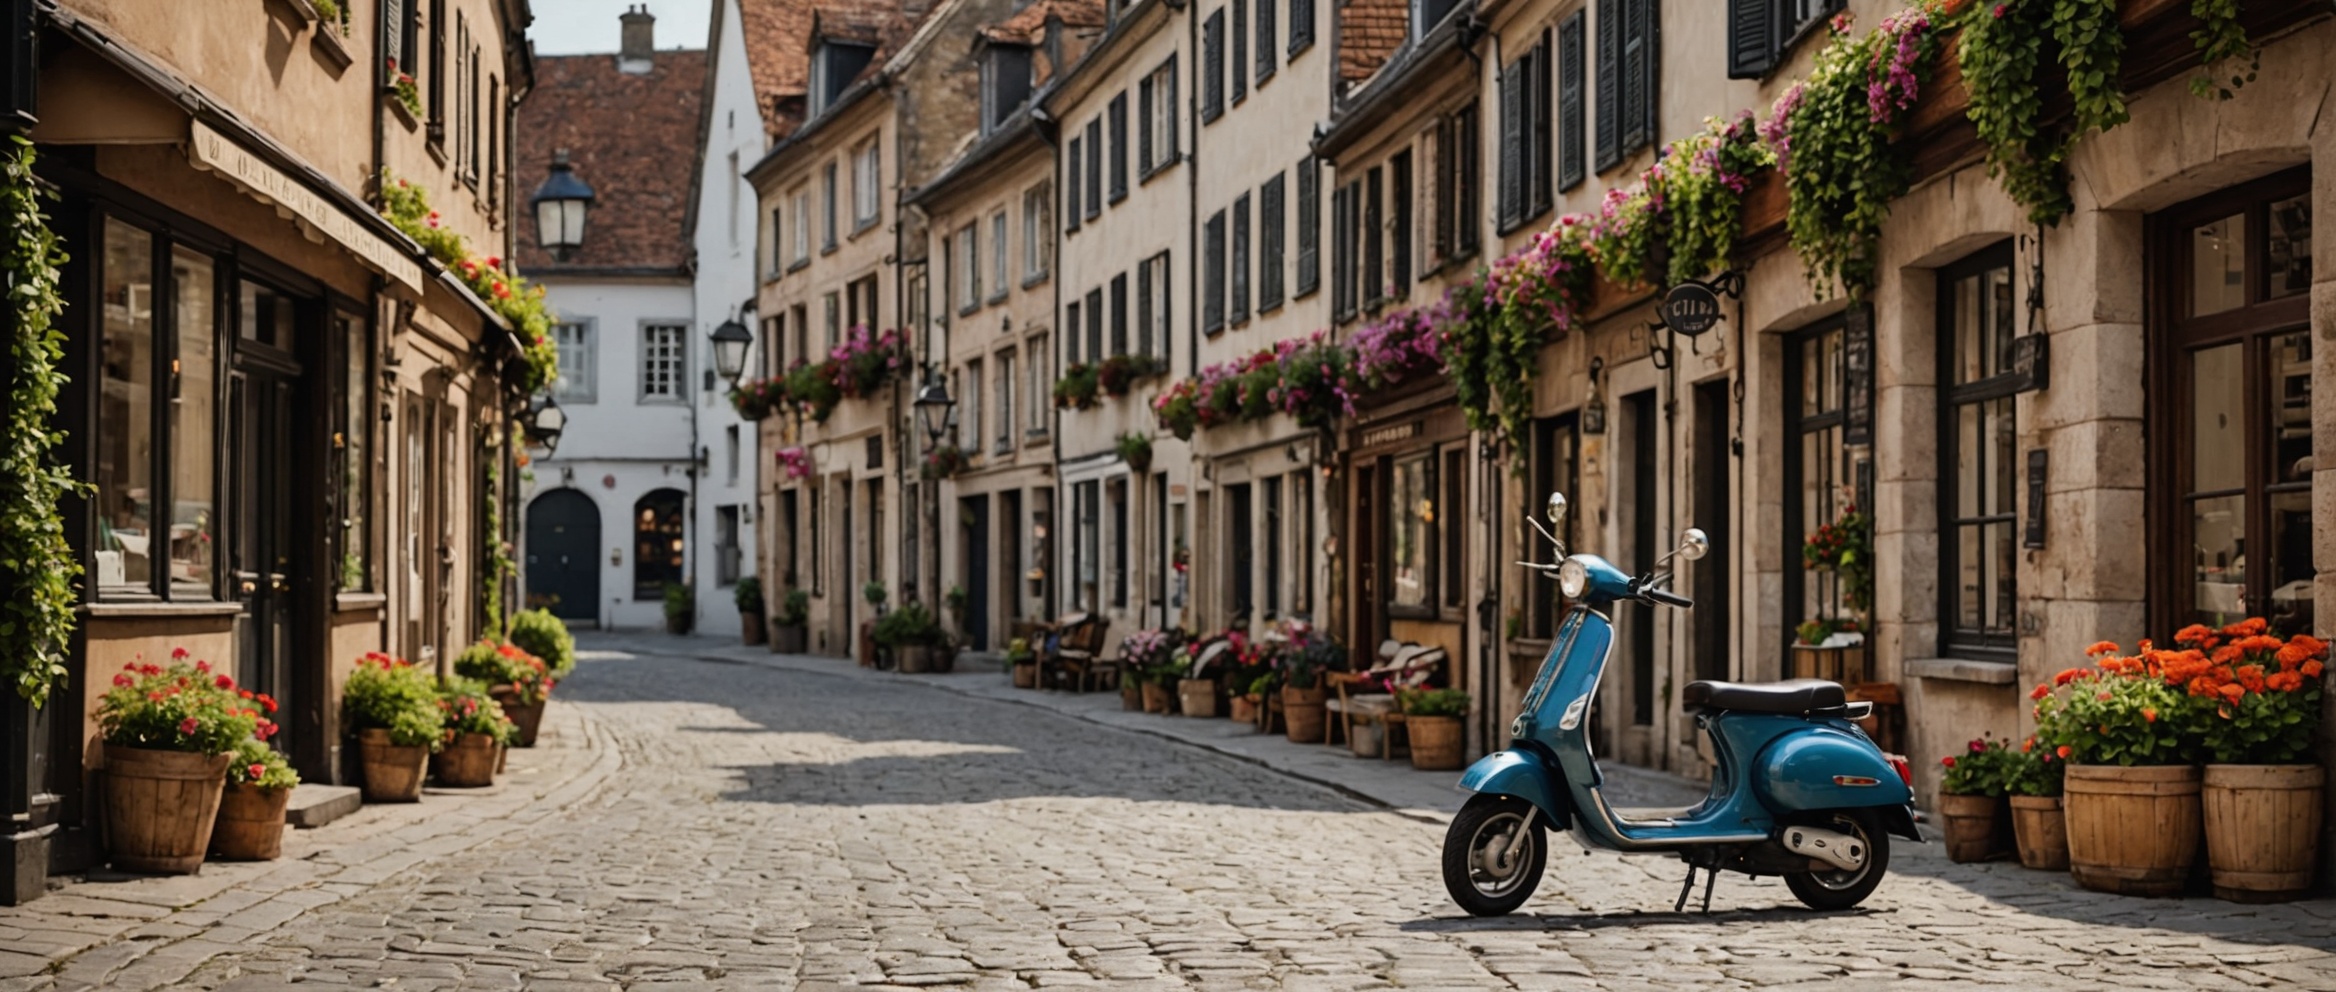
[1557,557,1590,599]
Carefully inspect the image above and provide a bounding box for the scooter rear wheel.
[1782,808,1890,911]
[1442,794,1547,916]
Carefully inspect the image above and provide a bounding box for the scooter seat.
[1682,678,1845,714]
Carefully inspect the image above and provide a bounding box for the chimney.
[618,4,655,74]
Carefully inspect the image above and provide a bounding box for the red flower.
[2056,745,2072,759]
[195,659,211,673]
[2029,683,2049,701]
[113,673,133,687]
[2142,707,2157,723]
[215,675,234,690]
[1990,3,2005,17]
[258,694,278,713]
[247,763,267,781]
[1941,756,1957,768]
[171,647,191,660]
[178,717,200,735]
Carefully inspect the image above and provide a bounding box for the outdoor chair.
[1326,641,1448,759]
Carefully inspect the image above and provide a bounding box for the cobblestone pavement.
[94,641,2336,989]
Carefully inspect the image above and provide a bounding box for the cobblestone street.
[15,636,2334,991]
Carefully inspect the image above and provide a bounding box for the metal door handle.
[240,580,257,594]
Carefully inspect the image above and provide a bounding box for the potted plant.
[454,639,552,747]
[433,678,516,789]
[214,739,298,861]
[2035,639,2202,896]
[874,601,941,673]
[1790,616,1866,682]
[343,653,444,802]
[1279,623,1339,743]
[1401,688,1470,770]
[1006,637,1039,689]
[509,608,577,681]
[1935,734,2014,863]
[860,581,888,668]
[95,653,265,873]
[2177,620,2325,902]
[735,575,767,646]
[771,588,811,654]
[2004,737,2069,870]
[942,585,969,672]
[1115,432,1154,474]
[663,581,695,635]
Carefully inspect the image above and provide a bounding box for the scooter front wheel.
[1442,794,1547,916]
[1783,807,1890,911]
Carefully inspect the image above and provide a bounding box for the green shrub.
[508,609,575,679]
[344,653,445,750]
[438,677,517,746]
[873,601,942,648]
[734,575,763,614]
[1939,734,2017,796]
[776,588,810,627]
[663,583,695,633]
[452,639,552,704]
[227,738,300,790]
[1400,688,1471,718]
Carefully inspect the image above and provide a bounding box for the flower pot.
[1282,685,1327,743]
[741,612,766,646]
[1121,682,1143,710]
[771,624,807,654]
[1350,718,1386,758]
[1013,662,1038,689]
[1141,682,1171,714]
[1937,793,2007,863]
[1178,679,1218,718]
[212,783,290,861]
[2202,764,2323,902]
[897,645,930,674]
[1229,694,1260,723]
[358,728,430,803]
[489,685,545,748]
[1409,714,1465,770]
[103,746,230,874]
[2009,795,2069,870]
[2064,763,2202,897]
[432,732,501,788]
[934,648,957,673]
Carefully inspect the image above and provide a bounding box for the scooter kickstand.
[1699,866,1718,914]
[1672,866,1698,914]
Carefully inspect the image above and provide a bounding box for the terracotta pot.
[1937,793,2007,863]
[2064,763,2202,897]
[897,645,931,674]
[2202,764,2323,902]
[490,685,546,748]
[433,732,501,788]
[2009,795,2069,870]
[1141,682,1171,714]
[741,612,766,646]
[358,728,430,802]
[771,624,807,654]
[1178,679,1218,718]
[1229,695,1259,723]
[212,783,290,861]
[1409,714,1465,770]
[1013,662,1039,689]
[1282,685,1327,743]
[103,746,229,874]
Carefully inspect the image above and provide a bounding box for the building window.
[1203,208,1227,334]
[550,320,596,402]
[848,275,879,331]
[996,351,1016,454]
[1263,475,1282,616]
[1256,0,1277,82]
[96,234,222,602]
[337,308,371,593]
[956,223,980,313]
[1500,31,1553,231]
[1027,332,1050,436]
[1140,57,1179,177]
[1728,0,1844,79]
[1331,179,1360,321]
[1296,156,1320,297]
[640,323,688,401]
[1431,105,1480,266]
[1259,172,1286,311]
[1231,0,1249,105]
[1596,0,1659,170]
[1084,118,1103,219]
[1939,243,2020,657]
[1065,300,1082,365]
[1137,250,1171,358]
[791,190,812,265]
[1362,166,1384,306]
[2152,170,2315,633]
[1066,136,1083,234]
[1527,415,1579,638]
[1391,151,1413,296]
[821,162,839,249]
[982,44,1033,134]
[1074,479,1100,611]
[822,293,841,349]
[715,506,741,586]
[1022,184,1051,282]
[1108,477,1129,609]
[1108,91,1130,203]
[809,40,875,117]
[963,359,984,450]
[1202,10,1225,122]
[1389,453,1432,611]
[767,204,784,276]
[990,210,1009,302]
[725,425,741,484]
[1289,0,1315,54]
[1558,12,1587,191]
[853,140,881,230]
[1085,287,1105,367]
[1110,271,1129,355]
[633,489,686,599]
[1230,192,1251,325]
[1785,320,1860,635]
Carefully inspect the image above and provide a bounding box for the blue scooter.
[1443,492,1921,916]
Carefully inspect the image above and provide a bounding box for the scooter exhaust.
[1781,825,1867,872]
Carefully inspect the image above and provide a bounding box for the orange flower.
[2142,707,2157,723]
[2221,617,2269,638]
[2021,737,2035,753]
[2085,640,2121,657]
[2304,659,2324,678]
[2053,667,2087,686]
[2056,745,2072,759]
[2219,683,2245,702]
[2237,665,2268,694]
[2029,683,2050,701]
[2266,671,2304,692]
[2175,623,2219,649]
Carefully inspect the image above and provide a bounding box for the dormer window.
[981,44,1033,135]
[809,40,876,118]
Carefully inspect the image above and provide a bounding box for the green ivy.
[1773,15,1934,299]
[1958,0,2126,227]
[0,138,83,707]
[2187,0,2256,100]
[379,172,560,394]
[481,445,515,635]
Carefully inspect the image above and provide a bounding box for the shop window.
[338,308,372,593]
[2153,170,2314,632]
[633,489,685,599]
[96,220,225,601]
[1784,319,1866,637]
[1227,482,1254,619]
[1389,453,1434,613]
[1527,414,1579,638]
[172,250,217,600]
[1938,243,2019,657]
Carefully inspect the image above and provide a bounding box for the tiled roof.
[738,0,812,139]
[1341,0,1407,84]
[514,50,709,274]
[979,0,1107,46]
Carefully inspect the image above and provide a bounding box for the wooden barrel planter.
[358,728,430,802]
[2010,795,2070,870]
[896,645,931,674]
[2064,763,2202,896]
[771,625,807,654]
[1937,793,2007,863]
[1178,679,1218,718]
[1140,681,1172,714]
[433,733,501,788]
[1229,694,1260,724]
[104,747,230,874]
[1119,681,1142,710]
[1283,685,1327,743]
[1012,662,1038,689]
[740,611,766,646]
[2202,764,2323,902]
[212,784,291,861]
[490,686,546,748]
[1409,715,1464,770]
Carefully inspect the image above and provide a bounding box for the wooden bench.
[1325,640,1448,759]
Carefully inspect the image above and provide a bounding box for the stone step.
[283,785,361,829]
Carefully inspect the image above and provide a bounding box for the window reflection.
[170,248,216,599]
[2190,214,2247,317]
[98,219,155,596]
[1390,454,1430,609]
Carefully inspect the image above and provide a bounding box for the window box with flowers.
[385,59,422,128]
[95,650,273,873]
[922,443,972,480]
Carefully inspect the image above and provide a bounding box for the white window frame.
[989,210,1009,302]
[995,349,1015,453]
[551,319,597,403]
[956,223,980,313]
[962,358,984,451]
[638,322,689,402]
[790,190,812,265]
[1145,60,1176,169]
[1022,183,1050,283]
[1141,251,1170,358]
[1026,331,1049,438]
[853,140,881,229]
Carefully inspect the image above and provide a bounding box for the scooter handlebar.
[1641,587,1694,609]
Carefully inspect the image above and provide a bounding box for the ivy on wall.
[379,172,560,394]
[0,138,85,707]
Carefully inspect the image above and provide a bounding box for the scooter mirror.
[1678,528,1710,562]
[1546,492,1568,527]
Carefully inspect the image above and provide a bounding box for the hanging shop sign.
[1658,281,1725,337]
[1843,305,1874,446]
[187,121,425,292]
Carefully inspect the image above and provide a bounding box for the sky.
[528,0,712,56]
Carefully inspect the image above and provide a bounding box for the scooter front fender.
[1457,748,1573,829]
[1753,725,1915,813]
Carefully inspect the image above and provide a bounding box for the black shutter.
[1066,137,1082,232]
[1296,157,1320,297]
[1559,11,1586,191]
[1363,167,1383,305]
[1109,92,1129,201]
[1136,259,1153,355]
[1111,272,1128,355]
[1329,184,1348,317]
[1392,151,1411,296]
[1621,0,1650,155]
[1085,118,1103,217]
[1595,0,1619,171]
[1203,210,1226,333]
[1166,56,1181,159]
[1257,0,1277,82]
[1158,251,1172,360]
[1202,11,1224,121]
[1531,33,1553,217]
[1432,115,1453,263]
[1457,103,1479,254]
[1727,0,1775,79]
[1231,194,1251,322]
[1066,301,1082,363]
[1498,61,1522,230]
[1260,173,1285,309]
[1232,0,1249,105]
[1290,0,1314,54]
[1087,287,1104,360]
[1138,75,1155,173]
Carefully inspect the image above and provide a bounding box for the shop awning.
[186,121,425,293]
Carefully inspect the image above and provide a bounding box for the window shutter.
[1139,76,1155,172]
[1167,56,1181,158]
[1066,138,1082,232]
[1363,168,1382,304]
[1392,152,1412,295]
[1559,12,1586,191]
[1431,117,1452,263]
[1296,157,1320,297]
[1087,287,1104,361]
[1231,193,1250,322]
[1159,252,1172,359]
[1457,104,1480,254]
[1531,34,1553,217]
[1203,11,1224,121]
[1256,0,1276,81]
[1065,303,1081,364]
[1109,92,1129,201]
[1621,0,1652,155]
[1290,0,1314,53]
[1498,62,1522,230]
[1136,259,1153,355]
[1726,0,1775,79]
[1594,0,1619,171]
[1232,0,1248,104]
[1203,210,1226,333]
[1085,118,1102,217]
[1111,273,1128,356]
[382,0,404,69]
[1260,173,1284,309]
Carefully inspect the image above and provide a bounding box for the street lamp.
[913,371,957,446]
[710,315,753,388]
[525,392,567,456]
[530,150,595,262]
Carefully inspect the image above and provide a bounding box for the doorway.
[1692,380,1733,682]
[526,489,601,623]
[230,339,304,761]
[1620,389,1659,729]
[960,494,990,650]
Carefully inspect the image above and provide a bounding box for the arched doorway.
[526,489,600,623]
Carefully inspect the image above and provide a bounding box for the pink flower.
[1991,3,2005,16]
[247,763,267,781]
[178,717,200,735]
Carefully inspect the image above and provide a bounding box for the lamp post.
[530,150,595,262]
[912,369,955,609]
[710,315,752,389]
[525,392,567,457]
